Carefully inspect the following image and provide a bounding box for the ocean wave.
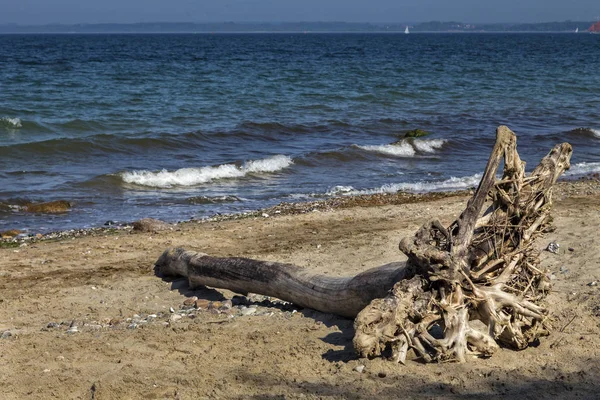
[186,195,242,205]
[120,155,293,188]
[0,117,22,129]
[326,174,481,196]
[566,127,600,139]
[565,162,600,176]
[355,138,447,158]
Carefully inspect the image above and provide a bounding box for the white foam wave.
[121,155,293,188]
[565,162,600,176]
[357,143,415,157]
[0,117,22,128]
[412,139,446,153]
[356,139,447,158]
[591,129,600,138]
[327,174,482,196]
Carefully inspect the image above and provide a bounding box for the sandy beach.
[1,179,599,399]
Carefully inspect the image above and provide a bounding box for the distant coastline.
[0,20,596,34]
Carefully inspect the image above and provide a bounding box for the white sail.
[575,28,579,33]
[405,26,409,34]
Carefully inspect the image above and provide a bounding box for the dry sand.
[1,180,599,399]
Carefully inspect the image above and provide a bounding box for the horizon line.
[0,19,597,27]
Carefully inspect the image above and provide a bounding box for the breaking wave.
[120,155,293,188]
[566,127,600,139]
[0,117,22,129]
[355,139,447,158]
[327,174,482,196]
[565,162,600,176]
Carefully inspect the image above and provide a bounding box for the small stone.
[66,327,79,334]
[170,314,182,323]
[109,318,122,326]
[209,301,222,310]
[43,369,51,373]
[1,331,13,339]
[46,322,59,329]
[183,297,198,307]
[240,307,257,316]
[131,218,171,233]
[546,242,560,254]
[568,247,575,252]
[146,314,157,321]
[169,307,175,313]
[354,365,365,373]
[127,323,138,330]
[588,281,598,287]
[194,299,210,309]
[378,372,387,378]
[262,213,269,218]
[220,300,233,310]
[55,355,65,361]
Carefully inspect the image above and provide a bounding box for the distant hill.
[0,21,596,34]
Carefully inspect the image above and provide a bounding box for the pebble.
[262,213,269,218]
[588,281,598,287]
[170,314,183,323]
[56,355,65,361]
[378,372,387,378]
[354,365,365,373]
[568,247,575,252]
[240,307,257,316]
[1,330,12,339]
[127,323,138,330]
[183,297,198,307]
[47,322,59,329]
[169,307,175,313]
[546,242,560,254]
[208,301,222,310]
[220,300,233,310]
[66,327,79,334]
[193,299,210,309]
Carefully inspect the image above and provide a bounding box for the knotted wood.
[354,126,572,363]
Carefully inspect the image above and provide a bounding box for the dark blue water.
[1,33,599,232]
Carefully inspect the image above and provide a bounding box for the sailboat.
[575,27,579,33]
[405,26,409,34]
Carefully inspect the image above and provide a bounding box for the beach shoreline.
[1,178,599,399]
[2,176,599,244]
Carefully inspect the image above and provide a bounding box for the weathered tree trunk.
[155,248,413,318]
[354,126,572,363]
[155,126,572,364]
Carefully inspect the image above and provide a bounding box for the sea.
[1,33,599,233]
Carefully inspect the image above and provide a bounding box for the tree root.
[353,126,570,363]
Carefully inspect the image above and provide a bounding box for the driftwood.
[155,248,412,318]
[155,126,572,364]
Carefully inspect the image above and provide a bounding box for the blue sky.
[1,0,599,25]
